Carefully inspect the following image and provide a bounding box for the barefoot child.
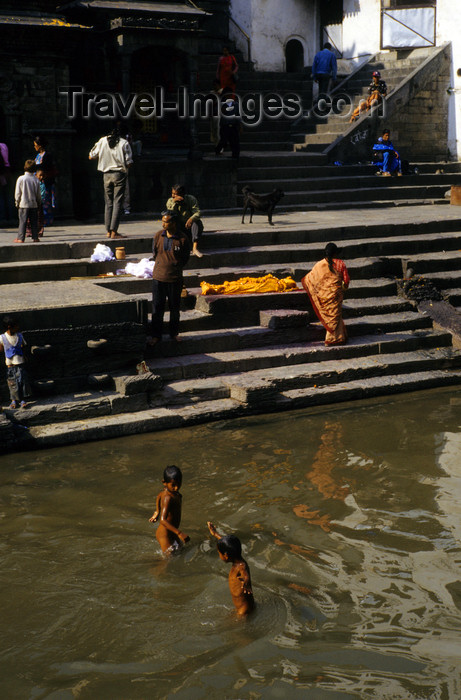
[0,315,31,409]
[149,465,189,554]
[207,521,255,617]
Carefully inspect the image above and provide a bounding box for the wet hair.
[172,184,186,196]
[325,242,339,272]
[24,159,36,173]
[33,135,48,148]
[3,314,18,330]
[163,465,182,484]
[323,42,332,50]
[107,127,120,149]
[217,534,242,559]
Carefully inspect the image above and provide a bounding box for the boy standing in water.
[149,465,189,555]
[207,521,255,617]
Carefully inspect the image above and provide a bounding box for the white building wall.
[437,0,461,159]
[341,0,381,60]
[230,0,317,71]
[228,0,252,61]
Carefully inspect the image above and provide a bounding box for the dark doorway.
[285,39,304,73]
[130,46,189,148]
[320,0,343,26]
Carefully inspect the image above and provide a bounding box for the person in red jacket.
[149,212,190,346]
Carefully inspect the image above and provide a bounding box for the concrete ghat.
[1,204,461,452]
[0,280,146,330]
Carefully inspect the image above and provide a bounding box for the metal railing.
[228,13,252,64]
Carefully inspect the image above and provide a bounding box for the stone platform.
[1,203,461,452]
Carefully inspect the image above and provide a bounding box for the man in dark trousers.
[312,42,337,97]
[215,92,241,159]
[149,211,190,345]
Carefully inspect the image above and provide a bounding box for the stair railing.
[228,13,252,64]
[322,29,343,59]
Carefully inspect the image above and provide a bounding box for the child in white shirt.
[14,159,41,243]
[0,315,31,409]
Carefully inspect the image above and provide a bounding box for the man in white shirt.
[14,159,41,242]
[89,127,133,239]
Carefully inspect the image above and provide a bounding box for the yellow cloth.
[200,274,298,295]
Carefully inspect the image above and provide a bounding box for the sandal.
[8,401,17,409]
[20,401,28,409]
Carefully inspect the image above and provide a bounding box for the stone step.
[150,346,461,407]
[420,270,461,290]
[278,368,461,409]
[182,232,461,271]
[146,326,439,381]
[144,295,416,356]
[234,151,329,166]
[198,121,294,135]
[184,265,391,290]
[194,287,422,323]
[255,184,453,205]
[203,140,294,152]
[0,257,131,285]
[444,288,461,305]
[236,174,461,193]
[2,216,460,266]
[237,161,461,177]
[398,251,461,275]
[0,281,147,331]
[237,164,376,179]
[22,363,461,449]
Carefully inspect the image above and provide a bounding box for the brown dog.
[241,186,284,226]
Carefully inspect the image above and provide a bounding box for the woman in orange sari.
[216,46,238,96]
[302,242,350,346]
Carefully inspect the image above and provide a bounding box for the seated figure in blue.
[373,129,402,177]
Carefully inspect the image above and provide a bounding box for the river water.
[1,388,461,700]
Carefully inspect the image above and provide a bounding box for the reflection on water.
[1,389,461,699]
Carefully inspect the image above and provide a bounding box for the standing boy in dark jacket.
[150,212,190,345]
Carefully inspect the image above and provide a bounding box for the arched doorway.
[285,39,304,73]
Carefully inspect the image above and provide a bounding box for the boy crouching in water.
[149,465,189,555]
[207,521,255,617]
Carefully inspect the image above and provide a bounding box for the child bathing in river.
[207,521,255,617]
[149,465,189,555]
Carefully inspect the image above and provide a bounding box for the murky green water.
[1,389,461,700]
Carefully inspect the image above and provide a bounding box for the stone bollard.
[450,185,461,205]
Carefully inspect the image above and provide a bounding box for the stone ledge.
[419,300,461,349]
[260,309,310,329]
[114,373,162,396]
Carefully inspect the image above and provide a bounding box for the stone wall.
[84,154,238,222]
[0,31,78,218]
[0,322,146,404]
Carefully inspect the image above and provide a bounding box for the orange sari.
[302,258,348,345]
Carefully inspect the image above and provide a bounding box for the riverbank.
[1,203,461,452]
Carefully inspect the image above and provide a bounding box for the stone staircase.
[291,49,428,153]
[234,156,461,212]
[196,49,312,153]
[3,210,461,450]
[193,46,461,213]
